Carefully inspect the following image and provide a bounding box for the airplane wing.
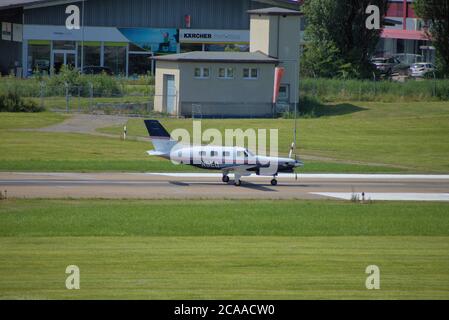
[225,164,258,175]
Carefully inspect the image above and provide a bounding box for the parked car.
[82,66,113,76]
[371,57,402,76]
[409,63,436,78]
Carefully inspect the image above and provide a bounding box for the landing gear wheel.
[271,179,278,186]
[222,175,230,183]
[235,180,242,187]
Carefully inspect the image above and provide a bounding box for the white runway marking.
[312,192,449,202]
[146,173,449,180]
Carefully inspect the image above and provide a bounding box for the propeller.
[288,142,299,181]
[288,142,295,159]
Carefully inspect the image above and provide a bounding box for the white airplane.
[145,120,303,186]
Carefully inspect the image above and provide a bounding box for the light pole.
[80,0,85,71]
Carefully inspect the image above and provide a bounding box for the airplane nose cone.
[295,160,304,167]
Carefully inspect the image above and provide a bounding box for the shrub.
[0,90,44,113]
[43,65,122,97]
[300,77,449,102]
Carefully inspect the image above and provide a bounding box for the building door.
[164,74,176,114]
[52,50,76,73]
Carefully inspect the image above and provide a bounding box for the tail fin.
[144,120,177,155]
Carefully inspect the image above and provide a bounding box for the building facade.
[153,7,301,118]
[0,0,298,77]
[154,52,278,117]
[378,0,434,63]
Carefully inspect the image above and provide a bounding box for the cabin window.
[211,151,219,157]
[199,151,206,156]
[223,151,231,157]
[237,151,246,158]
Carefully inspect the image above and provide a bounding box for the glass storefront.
[180,43,203,53]
[26,38,249,77]
[180,43,249,53]
[27,40,51,74]
[128,54,152,77]
[77,42,101,68]
[53,41,76,51]
[104,43,127,75]
[205,44,249,52]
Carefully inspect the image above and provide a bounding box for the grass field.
[98,101,449,173]
[1,100,449,173]
[0,199,448,299]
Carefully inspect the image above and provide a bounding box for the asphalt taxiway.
[1,172,448,201]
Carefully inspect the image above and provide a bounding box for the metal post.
[89,82,93,113]
[65,82,69,113]
[294,61,298,157]
[81,0,85,71]
[433,71,437,97]
[373,72,377,96]
[78,86,81,113]
[40,82,45,109]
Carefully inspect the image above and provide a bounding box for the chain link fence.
[33,82,161,117]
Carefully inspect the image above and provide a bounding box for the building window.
[53,41,76,50]
[194,67,210,79]
[181,43,203,53]
[128,54,153,77]
[243,68,258,79]
[78,42,101,69]
[278,85,289,102]
[104,43,127,75]
[27,41,51,75]
[218,67,234,79]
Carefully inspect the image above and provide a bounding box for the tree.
[301,0,389,78]
[415,0,449,77]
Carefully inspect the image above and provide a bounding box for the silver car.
[409,63,436,78]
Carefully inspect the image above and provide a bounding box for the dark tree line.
[415,0,449,77]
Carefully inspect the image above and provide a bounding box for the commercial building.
[0,0,299,77]
[153,7,301,118]
[377,0,434,63]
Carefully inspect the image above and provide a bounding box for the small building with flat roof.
[153,7,301,118]
[153,51,279,117]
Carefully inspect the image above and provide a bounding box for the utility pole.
[81,0,85,71]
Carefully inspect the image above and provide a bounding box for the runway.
[1,172,449,201]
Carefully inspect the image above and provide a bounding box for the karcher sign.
[179,29,249,44]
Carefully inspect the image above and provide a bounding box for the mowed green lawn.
[0,199,448,299]
[1,100,449,172]
[0,109,399,173]
[98,101,449,173]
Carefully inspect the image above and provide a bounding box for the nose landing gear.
[271,178,278,186]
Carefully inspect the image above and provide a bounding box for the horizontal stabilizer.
[147,150,166,156]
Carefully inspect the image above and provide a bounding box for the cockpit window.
[245,149,255,157]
